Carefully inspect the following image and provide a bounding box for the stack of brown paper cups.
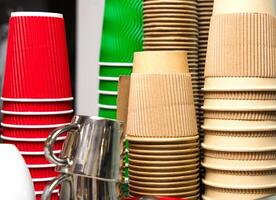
[126,51,200,199]
[202,1,276,199]
[142,0,200,126]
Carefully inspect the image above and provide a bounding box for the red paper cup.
[2,101,73,112]
[2,127,67,138]
[35,189,59,200]
[22,151,60,165]
[28,165,59,178]
[2,139,64,151]
[33,179,60,191]
[3,12,72,98]
[2,114,72,125]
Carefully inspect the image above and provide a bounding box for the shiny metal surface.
[45,115,124,180]
[42,174,121,200]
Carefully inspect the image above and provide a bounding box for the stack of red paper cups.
[0,12,74,200]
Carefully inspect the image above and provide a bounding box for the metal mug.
[41,174,121,200]
[45,115,124,180]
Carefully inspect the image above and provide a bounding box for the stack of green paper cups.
[98,0,143,119]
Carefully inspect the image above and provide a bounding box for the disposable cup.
[2,139,64,152]
[22,151,60,165]
[203,186,276,200]
[129,152,199,160]
[3,12,72,98]
[129,188,199,197]
[203,169,276,189]
[128,142,199,150]
[129,179,199,188]
[98,108,117,119]
[2,114,72,125]
[1,128,67,139]
[129,183,199,193]
[133,51,189,73]
[202,99,276,111]
[213,0,275,15]
[129,155,199,166]
[2,101,73,112]
[28,165,58,179]
[128,147,199,155]
[129,159,199,172]
[202,119,276,132]
[203,78,276,92]
[204,131,276,150]
[1,109,73,115]
[129,172,198,182]
[204,91,276,100]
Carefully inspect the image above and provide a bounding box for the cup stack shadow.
[202,0,276,199]
[126,51,200,199]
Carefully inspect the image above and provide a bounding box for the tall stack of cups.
[126,51,200,199]
[201,0,276,199]
[0,12,74,200]
[142,0,200,126]
[98,0,143,119]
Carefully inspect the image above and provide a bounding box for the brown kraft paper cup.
[126,73,198,138]
[205,13,276,78]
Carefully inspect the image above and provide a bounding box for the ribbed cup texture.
[3,15,72,98]
[205,13,276,77]
[126,73,198,138]
[204,91,276,100]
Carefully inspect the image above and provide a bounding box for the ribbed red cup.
[29,166,58,178]
[2,12,72,98]
[3,139,64,151]
[33,180,60,191]
[2,127,67,138]
[36,191,59,200]
[2,114,72,125]
[2,101,73,112]
[23,153,60,165]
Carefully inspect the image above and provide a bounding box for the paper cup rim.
[99,76,119,81]
[202,162,276,171]
[1,97,74,102]
[11,12,63,18]
[0,135,66,142]
[28,163,56,168]
[1,109,74,115]
[1,122,70,129]
[201,143,276,152]
[126,135,199,142]
[98,90,118,95]
[203,179,276,190]
[35,190,59,195]
[20,150,61,155]
[98,104,117,110]
[32,177,55,182]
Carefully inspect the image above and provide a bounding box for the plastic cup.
[3,12,72,99]
[28,165,58,179]
[98,94,117,105]
[99,108,117,119]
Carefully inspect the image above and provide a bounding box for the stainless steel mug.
[41,174,121,200]
[45,115,124,180]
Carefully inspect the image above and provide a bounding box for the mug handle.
[45,124,79,166]
[41,174,72,200]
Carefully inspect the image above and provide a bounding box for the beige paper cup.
[129,156,199,166]
[129,188,200,198]
[128,147,199,155]
[204,91,276,100]
[203,186,276,200]
[129,178,199,188]
[129,183,199,193]
[202,99,276,111]
[128,141,199,150]
[133,51,188,73]
[205,13,276,78]
[202,119,276,132]
[213,0,275,15]
[204,169,276,189]
[204,131,276,150]
[126,73,198,137]
[143,13,198,19]
[203,78,276,92]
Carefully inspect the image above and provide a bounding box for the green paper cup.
[99,107,117,119]
[99,65,133,77]
[99,80,119,91]
[99,94,118,105]
[99,0,143,62]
